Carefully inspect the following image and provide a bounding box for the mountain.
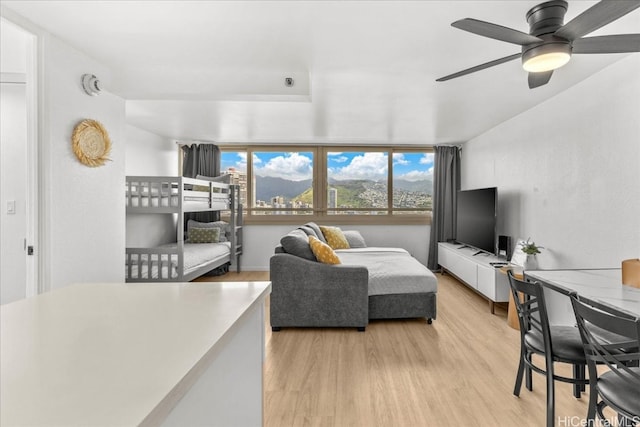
[294,180,373,208]
[393,178,433,195]
[328,180,372,208]
[255,176,312,201]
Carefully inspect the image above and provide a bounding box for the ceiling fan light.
[523,51,571,72]
[522,42,572,73]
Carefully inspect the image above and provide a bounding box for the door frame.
[1,8,43,297]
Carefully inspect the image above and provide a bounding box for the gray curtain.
[182,143,221,224]
[427,145,460,270]
[182,144,220,178]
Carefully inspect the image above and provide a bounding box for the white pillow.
[196,174,232,184]
[343,230,367,248]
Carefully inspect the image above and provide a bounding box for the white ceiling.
[3,1,639,145]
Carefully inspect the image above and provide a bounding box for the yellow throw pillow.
[309,236,341,265]
[319,226,350,250]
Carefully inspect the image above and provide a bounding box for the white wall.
[42,35,126,291]
[242,224,430,271]
[125,124,177,175]
[461,55,640,269]
[125,125,178,247]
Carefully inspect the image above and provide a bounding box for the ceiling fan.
[436,0,640,89]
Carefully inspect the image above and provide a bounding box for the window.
[220,150,248,208]
[252,151,314,215]
[220,146,433,224]
[327,151,388,215]
[392,152,434,215]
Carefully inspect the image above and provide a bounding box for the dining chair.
[570,294,640,426]
[507,270,589,427]
[622,258,640,288]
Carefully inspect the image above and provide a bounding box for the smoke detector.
[81,74,102,96]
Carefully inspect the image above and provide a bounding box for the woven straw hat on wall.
[71,119,111,167]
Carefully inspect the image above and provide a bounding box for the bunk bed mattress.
[168,242,230,271]
[127,242,231,279]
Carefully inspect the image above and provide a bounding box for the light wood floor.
[200,271,592,426]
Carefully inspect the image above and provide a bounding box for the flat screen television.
[455,187,497,255]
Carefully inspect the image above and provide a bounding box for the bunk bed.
[125,176,243,282]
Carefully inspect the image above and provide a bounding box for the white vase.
[524,254,538,270]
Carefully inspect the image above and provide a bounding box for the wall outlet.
[6,200,16,215]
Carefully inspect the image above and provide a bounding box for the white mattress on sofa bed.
[335,248,437,296]
[335,247,409,254]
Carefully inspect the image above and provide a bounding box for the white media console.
[438,242,510,314]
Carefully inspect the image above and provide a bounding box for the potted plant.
[520,238,543,270]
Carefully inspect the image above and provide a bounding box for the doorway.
[1,17,39,304]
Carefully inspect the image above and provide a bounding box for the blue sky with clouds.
[221,151,434,181]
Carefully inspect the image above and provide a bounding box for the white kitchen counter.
[1,281,271,426]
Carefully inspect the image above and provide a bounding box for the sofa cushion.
[305,222,327,243]
[320,226,350,249]
[309,236,341,264]
[280,229,316,261]
[298,225,318,239]
[343,230,367,248]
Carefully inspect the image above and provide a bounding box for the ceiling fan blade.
[555,0,640,41]
[528,71,553,89]
[436,53,521,82]
[452,18,543,45]
[572,34,640,53]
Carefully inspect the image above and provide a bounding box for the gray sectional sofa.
[269,223,438,331]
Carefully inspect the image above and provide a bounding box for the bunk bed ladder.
[230,184,243,273]
[176,177,185,281]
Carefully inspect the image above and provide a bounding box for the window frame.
[219,145,433,225]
